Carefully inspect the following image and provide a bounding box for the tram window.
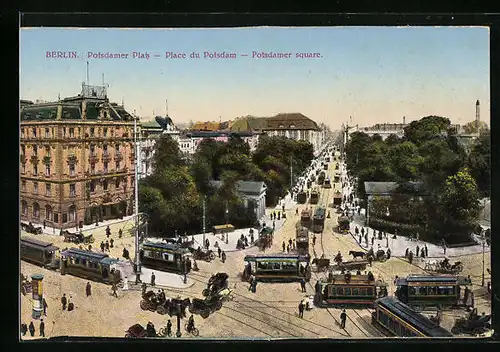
[353,288,359,296]
[344,288,351,296]
[69,257,74,265]
[367,287,374,296]
[273,263,281,270]
[409,287,417,295]
[75,258,80,265]
[81,259,87,266]
[323,287,329,298]
[394,321,402,336]
[420,287,427,295]
[428,286,437,295]
[336,287,344,295]
[438,286,451,295]
[359,288,367,296]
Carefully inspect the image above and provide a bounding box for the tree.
[467,130,491,197]
[437,168,482,243]
[388,141,423,182]
[385,134,401,146]
[403,115,452,145]
[152,134,184,171]
[462,120,489,134]
[418,139,462,188]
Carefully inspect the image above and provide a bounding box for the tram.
[60,248,121,285]
[140,241,192,273]
[314,275,387,307]
[295,223,309,255]
[310,190,319,204]
[395,275,471,308]
[372,296,453,337]
[20,237,60,269]
[323,177,332,188]
[317,172,326,185]
[301,208,312,227]
[243,254,311,282]
[297,191,307,204]
[312,207,326,233]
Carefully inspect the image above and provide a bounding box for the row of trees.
[139,134,314,237]
[345,116,490,244]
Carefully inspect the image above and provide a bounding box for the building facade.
[177,131,261,156]
[20,84,136,230]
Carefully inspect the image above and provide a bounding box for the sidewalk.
[30,215,136,236]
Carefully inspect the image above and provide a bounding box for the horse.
[349,250,365,259]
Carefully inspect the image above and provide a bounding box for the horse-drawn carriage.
[202,273,229,297]
[337,216,350,234]
[62,230,95,244]
[192,247,216,262]
[366,248,387,262]
[189,295,224,319]
[140,290,190,317]
[312,257,331,272]
[451,308,491,335]
[424,258,463,274]
[336,260,369,271]
[21,222,43,235]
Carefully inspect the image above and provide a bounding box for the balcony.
[42,155,51,165]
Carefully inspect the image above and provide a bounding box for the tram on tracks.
[310,190,319,204]
[21,237,60,269]
[395,275,472,309]
[312,207,326,233]
[372,296,453,337]
[295,223,309,255]
[60,248,121,285]
[140,241,192,273]
[314,274,388,307]
[243,253,311,282]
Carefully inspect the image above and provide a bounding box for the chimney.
[403,116,406,125]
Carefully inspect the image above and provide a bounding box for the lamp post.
[482,229,486,287]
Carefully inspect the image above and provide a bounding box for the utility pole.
[202,196,206,244]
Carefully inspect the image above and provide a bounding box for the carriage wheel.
[157,306,166,315]
[140,300,149,310]
[215,301,223,310]
[210,252,216,260]
[90,237,95,244]
[201,309,210,319]
[202,289,210,297]
[158,328,166,337]
[176,330,182,338]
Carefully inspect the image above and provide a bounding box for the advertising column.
[31,273,44,319]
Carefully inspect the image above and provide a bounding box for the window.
[344,288,351,296]
[21,201,28,215]
[45,146,50,156]
[53,213,59,223]
[103,144,108,156]
[45,205,52,220]
[69,206,76,221]
[22,180,26,191]
[103,180,108,191]
[21,128,25,138]
[33,182,38,194]
[45,164,51,176]
[45,128,50,138]
[69,183,76,197]
[115,178,121,188]
[21,163,26,174]
[32,128,37,137]
[62,213,68,223]
[116,144,120,152]
[367,287,374,296]
[352,288,359,296]
[90,181,95,192]
[63,127,66,137]
[115,161,120,170]
[103,161,108,173]
[33,203,40,219]
[69,128,74,138]
[90,163,95,174]
[103,127,108,136]
[90,145,95,156]
[33,145,38,156]
[336,287,344,295]
[69,163,76,176]
[90,127,95,137]
[45,183,51,196]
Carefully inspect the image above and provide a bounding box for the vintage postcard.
[19,25,491,340]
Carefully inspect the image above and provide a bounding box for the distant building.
[20,83,136,229]
[177,130,262,156]
[209,180,267,220]
[138,115,180,178]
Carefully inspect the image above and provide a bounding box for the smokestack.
[403,116,406,125]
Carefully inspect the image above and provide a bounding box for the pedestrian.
[118,228,123,238]
[408,251,413,265]
[312,235,316,246]
[88,244,92,251]
[340,310,347,329]
[221,251,226,263]
[248,275,254,291]
[300,278,306,292]
[371,237,375,246]
[110,238,114,248]
[21,323,28,336]
[252,279,257,293]
[368,256,373,267]
[282,241,286,252]
[282,204,285,213]
[112,283,118,298]
[443,244,446,255]
[42,297,48,316]
[105,240,110,251]
[273,220,276,230]
[361,227,365,236]
[358,235,362,243]
[39,319,45,337]
[29,321,35,337]
[416,246,420,257]
[405,248,409,257]
[61,293,67,310]
[358,207,361,216]
[289,238,293,248]
[420,250,425,258]
[471,292,475,309]
[151,272,156,286]
[83,282,91,298]
[142,282,147,296]
[425,245,428,257]
[296,208,299,216]
[218,246,222,258]
[386,248,391,260]
[286,245,290,253]
[67,296,74,311]
[355,226,359,235]
[100,241,105,252]
[298,300,305,318]
[292,239,296,250]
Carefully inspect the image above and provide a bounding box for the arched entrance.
[33,202,40,220]
[69,205,76,222]
[21,200,28,216]
[45,205,53,221]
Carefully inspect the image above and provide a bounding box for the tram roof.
[397,275,458,285]
[244,254,310,262]
[142,241,189,252]
[21,236,59,251]
[375,297,453,337]
[61,248,109,261]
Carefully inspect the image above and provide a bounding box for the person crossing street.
[340,309,347,329]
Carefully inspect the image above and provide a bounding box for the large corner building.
[20,84,136,230]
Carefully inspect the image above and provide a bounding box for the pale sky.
[20,27,490,130]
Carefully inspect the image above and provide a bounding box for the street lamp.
[481,229,486,287]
